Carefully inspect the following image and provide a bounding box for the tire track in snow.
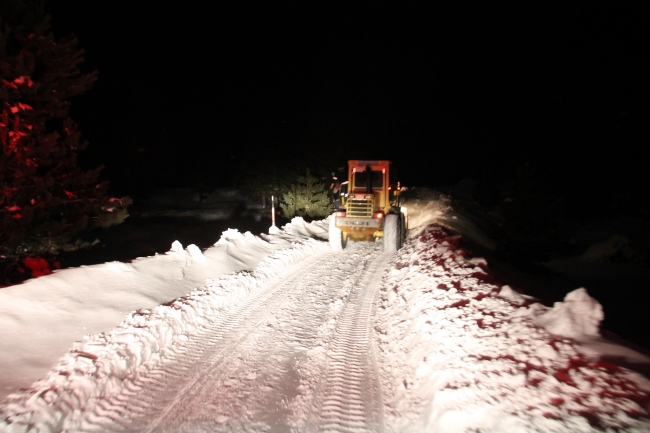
[85,250,331,432]
[304,251,392,433]
[95,243,388,432]
[131,251,331,432]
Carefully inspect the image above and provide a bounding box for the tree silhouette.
[0,0,130,256]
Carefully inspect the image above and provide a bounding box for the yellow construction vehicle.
[329,160,407,252]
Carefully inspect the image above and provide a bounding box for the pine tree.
[280,169,332,219]
[0,0,130,256]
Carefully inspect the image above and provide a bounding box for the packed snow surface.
[1,189,649,432]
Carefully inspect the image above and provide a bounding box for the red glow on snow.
[446,299,470,309]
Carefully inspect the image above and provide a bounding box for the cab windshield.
[353,169,383,190]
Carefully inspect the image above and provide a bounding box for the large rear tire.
[329,215,347,251]
[383,214,400,252]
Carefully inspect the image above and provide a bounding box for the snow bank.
[376,225,650,432]
[498,284,533,306]
[530,288,604,339]
[279,216,329,240]
[0,234,330,432]
[0,217,326,404]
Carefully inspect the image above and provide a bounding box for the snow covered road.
[77,243,390,432]
[3,207,650,432]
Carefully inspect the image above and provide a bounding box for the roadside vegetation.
[1,1,130,285]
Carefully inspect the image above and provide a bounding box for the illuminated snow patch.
[376,225,650,432]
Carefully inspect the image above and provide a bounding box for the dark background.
[46,1,648,198]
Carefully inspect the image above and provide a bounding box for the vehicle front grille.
[346,198,373,218]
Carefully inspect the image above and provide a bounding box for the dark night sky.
[45,1,649,196]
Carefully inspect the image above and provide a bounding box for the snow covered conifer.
[280,169,331,219]
[0,0,130,256]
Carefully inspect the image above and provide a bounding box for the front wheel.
[329,215,347,251]
[400,212,407,246]
[383,214,401,252]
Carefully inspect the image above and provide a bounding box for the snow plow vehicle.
[329,160,407,252]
